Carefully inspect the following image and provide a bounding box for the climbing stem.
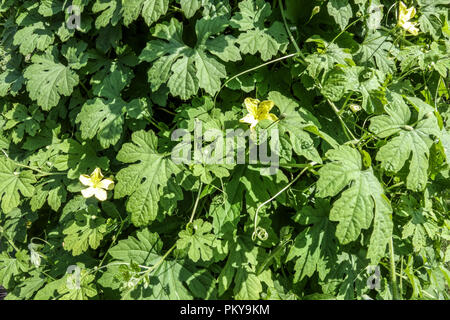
[213,53,301,106]
[189,181,203,224]
[322,94,358,142]
[328,15,365,48]
[1,149,65,176]
[389,237,400,300]
[278,0,304,58]
[2,233,20,253]
[252,163,315,241]
[95,219,127,276]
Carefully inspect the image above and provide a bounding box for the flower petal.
[91,167,104,181]
[402,21,419,35]
[244,98,259,116]
[399,2,408,20]
[258,100,275,115]
[398,2,417,29]
[240,113,256,125]
[93,188,107,201]
[81,187,96,198]
[98,178,114,190]
[405,6,416,21]
[79,174,93,187]
[267,113,279,122]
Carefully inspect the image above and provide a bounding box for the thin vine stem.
[189,181,203,224]
[1,149,66,176]
[213,52,301,106]
[328,15,366,49]
[277,1,358,143]
[389,237,400,300]
[252,162,315,241]
[278,0,303,58]
[94,219,127,276]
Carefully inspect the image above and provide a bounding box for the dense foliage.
[0,0,449,300]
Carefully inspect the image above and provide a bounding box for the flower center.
[91,176,103,188]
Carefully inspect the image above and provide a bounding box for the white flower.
[398,1,419,35]
[79,168,114,201]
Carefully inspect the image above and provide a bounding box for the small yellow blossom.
[79,168,114,201]
[349,104,361,113]
[398,1,419,35]
[239,98,278,130]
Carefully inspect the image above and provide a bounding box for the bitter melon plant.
[0,0,449,300]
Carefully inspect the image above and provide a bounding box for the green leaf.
[76,98,125,149]
[342,66,386,113]
[180,0,200,18]
[218,236,263,299]
[234,272,262,300]
[24,48,79,110]
[30,175,67,212]
[3,104,44,143]
[286,199,337,282]
[38,0,64,17]
[177,219,215,262]
[319,252,369,299]
[13,22,54,55]
[109,228,162,265]
[321,68,347,102]
[0,250,29,289]
[327,0,352,31]
[209,166,245,236]
[167,54,199,100]
[268,91,322,163]
[62,200,108,256]
[370,93,441,191]
[206,35,242,62]
[141,0,170,25]
[304,37,353,79]
[0,54,24,97]
[60,40,90,70]
[115,130,181,226]
[417,0,448,40]
[231,0,288,61]
[0,158,36,214]
[95,0,169,28]
[240,166,289,215]
[2,208,37,244]
[33,278,63,300]
[105,229,216,299]
[140,17,237,99]
[194,51,226,96]
[402,207,438,252]
[316,146,392,244]
[355,31,396,74]
[92,0,122,29]
[366,192,393,264]
[53,138,110,180]
[57,270,97,300]
[208,165,287,238]
[5,270,45,299]
[91,61,134,100]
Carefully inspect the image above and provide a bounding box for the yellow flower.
[398,1,419,35]
[79,168,114,201]
[239,98,278,130]
[349,104,361,113]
